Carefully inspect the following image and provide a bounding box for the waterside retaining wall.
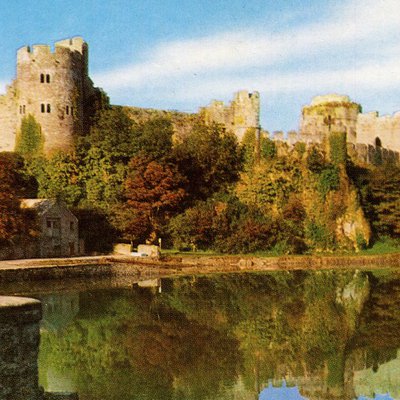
[0,296,42,400]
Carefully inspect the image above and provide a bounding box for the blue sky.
[1,0,400,132]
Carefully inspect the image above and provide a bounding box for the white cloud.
[92,0,400,119]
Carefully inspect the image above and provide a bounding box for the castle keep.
[0,37,102,154]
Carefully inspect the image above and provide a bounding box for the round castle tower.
[300,94,360,144]
[16,37,88,154]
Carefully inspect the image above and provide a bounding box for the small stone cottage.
[21,199,81,257]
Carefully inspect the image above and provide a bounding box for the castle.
[278,94,400,163]
[0,37,399,164]
[0,37,103,154]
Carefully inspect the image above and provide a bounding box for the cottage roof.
[20,199,57,215]
[20,199,77,222]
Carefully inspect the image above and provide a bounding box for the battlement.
[55,36,86,54]
[17,37,86,64]
[200,90,260,141]
[310,94,351,106]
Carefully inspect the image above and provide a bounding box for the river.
[5,269,400,400]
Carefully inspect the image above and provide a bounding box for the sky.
[0,0,400,133]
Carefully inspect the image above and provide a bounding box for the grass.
[358,237,400,255]
[161,237,400,258]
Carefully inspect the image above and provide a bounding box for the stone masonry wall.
[357,111,400,152]
[0,37,101,155]
[300,94,360,145]
[0,296,42,400]
[199,90,260,142]
[0,85,18,152]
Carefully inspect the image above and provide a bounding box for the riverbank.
[0,252,400,284]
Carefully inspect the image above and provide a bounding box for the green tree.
[174,122,243,201]
[368,164,400,236]
[135,117,174,161]
[34,152,84,206]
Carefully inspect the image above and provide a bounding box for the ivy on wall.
[15,115,44,158]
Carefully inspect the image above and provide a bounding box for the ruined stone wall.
[0,37,101,155]
[300,94,360,145]
[357,111,400,152]
[0,84,18,151]
[199,90,260,142]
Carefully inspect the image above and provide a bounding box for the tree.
[81,107,138,163]
[33,152,84,206]
[368,164,400,237]
[135,117,174,162]
[173,122,243,201]
[123,157,186,243]
[0,153,30,244]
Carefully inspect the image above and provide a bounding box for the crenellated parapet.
[200,90,260,142]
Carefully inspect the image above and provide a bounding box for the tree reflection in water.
[36,270,400,400]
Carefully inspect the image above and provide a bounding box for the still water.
[29,270,400,400]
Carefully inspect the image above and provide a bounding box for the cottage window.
[46,218,61,237]
[40,73,45,83]
[47,104,51,113]
[41,103,45,113]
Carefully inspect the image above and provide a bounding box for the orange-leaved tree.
[123,156,186,244]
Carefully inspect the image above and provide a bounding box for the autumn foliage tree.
[123,156,186,244]
[0,153,29,244]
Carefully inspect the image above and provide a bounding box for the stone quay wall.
[0,296,42,400]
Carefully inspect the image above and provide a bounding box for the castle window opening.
[71,107,74,116]
[47,104,51,113]
[23,105,26,114]
[66,105,69,115]
[375,137,382,147]
[41,104,45,113]
[40,74,45,83]
[19,105,22,114]
[46,74,50,83]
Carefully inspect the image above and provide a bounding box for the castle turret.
[0,37,104,155]
[14,37,91,153]
[300,94,360,145]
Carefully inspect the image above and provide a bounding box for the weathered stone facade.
[299,94,360,145]
[199,90,260,141]
[0,37,103,154]
[21,199,81,258]
[271,94,400,163]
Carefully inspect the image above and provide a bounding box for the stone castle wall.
[0,296,42,400]
[0,37,101,155]
[199,90,260,141]
[300,94,360,145]
[271,94,400,164]
[357,111,400,152]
